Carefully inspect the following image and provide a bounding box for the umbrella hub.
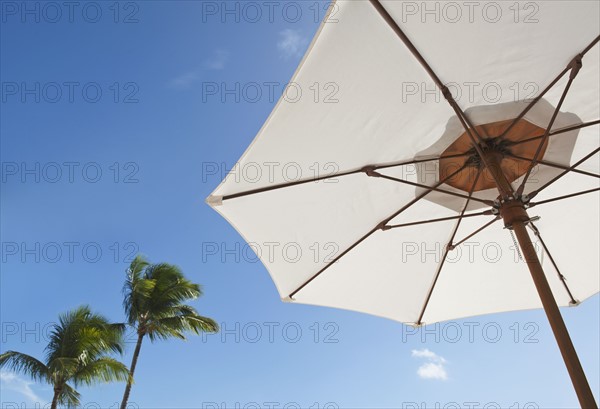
[438,118,548,193]
[467,137,512,166]
[483,148,534,229]
[494,198,530,229]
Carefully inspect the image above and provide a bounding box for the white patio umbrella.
[207,1,599,406]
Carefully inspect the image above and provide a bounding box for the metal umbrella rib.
[516,57,583,197]
[529,147,600,200]
[288,163,468,299]
[506,120,600,148]
[416,167,483,325]
[528,222,578,305]
[366,169,493,206]
[367,0,512,196]
[505,153,600,179]
[450,217,501,249]
[499,35,599,140]
[530,188,600,208]
[384,210,491,230]
[220,152,471,202]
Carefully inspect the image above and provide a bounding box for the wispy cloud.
[168,49,229,89]
[411,349,448,381]
[168,71,201,88]
[203,49,229,70]
[277,29,308,59]
[0,371,44,404]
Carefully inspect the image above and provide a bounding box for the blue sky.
[1,1,598,408]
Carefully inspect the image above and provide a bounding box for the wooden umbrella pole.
[512,222,597,408]
[484,151,598,408]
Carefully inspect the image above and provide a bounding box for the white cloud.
[168,71,200,88]
[203,49,230,70]
[168,49,229,89]
[416,362,448,380]
[411,349,448,381]
[277,29,308,59]
[411,348,446,362]
[0,371,44,404]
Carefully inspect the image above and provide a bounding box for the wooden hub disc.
[439,119,549,193]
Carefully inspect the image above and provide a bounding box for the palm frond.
[147,305,219,341]
[77,325,124,357]
[2,306,127,405]
[47,306,125,364]
[46,306,93,363]
[122,259,218,344]
[0,351,49,383]
[48,357,79,379]
[72,357,130,387]
[153,280,201,305]
[123,256,155,325]
[58,383,81,408]
[145,267,202,317]
[129,255,150,279]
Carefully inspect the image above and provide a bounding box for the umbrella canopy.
[208,0,598,324]
[208,1,599,406]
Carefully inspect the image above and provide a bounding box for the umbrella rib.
[529,147,600,199]
[374,152,469,171]
[505,153,600,179]
[499,34,599,140]
[529,187,600,207]
[366,170,493,206]
[515,60,583,197]
[220,153,470,202]
[288,163,468,299]
[415,167,483,325]
[506,120,600,148]
[385,210,491,230]
[368,0,513,197]
[452,217,501,249]
[221,168,362,201]
[499,67,570,139]
[581,34,600,55]
[527,222,578,305]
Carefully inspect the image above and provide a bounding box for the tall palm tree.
[0,306,129,409]
[120,255,218,409]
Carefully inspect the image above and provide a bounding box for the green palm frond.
[47,306,125,364]
[122,256,218,342]
[181,313,219,334]
[47,306,93,362]
[129,255,150,279]
[78,323,125,356]
[58,383,81,408]
[147,305,219,341]
[124,255,154,325]
[0,351,49,383]
[48,357,79,378]
[2,306,128,409]
[147,281,202,314]
[145,263,181,282]
[72,357,130,387]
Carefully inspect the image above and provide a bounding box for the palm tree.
[0,306,129,409]
[120,255,218,409]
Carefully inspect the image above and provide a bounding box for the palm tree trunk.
[120,332,144,409]
[51,387,61,409]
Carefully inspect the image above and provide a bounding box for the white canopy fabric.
[208,0,599,325]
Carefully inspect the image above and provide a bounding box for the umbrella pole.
[485,152,598,408]
[512,221,597,408]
